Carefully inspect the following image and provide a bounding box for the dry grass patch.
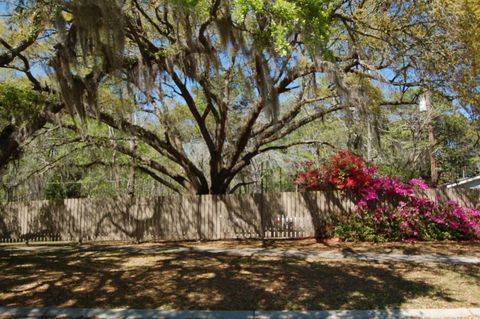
[122,255,173,268]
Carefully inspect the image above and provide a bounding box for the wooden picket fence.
[0,189,478,243]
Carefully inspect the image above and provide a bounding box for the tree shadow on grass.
[1,248,478,310]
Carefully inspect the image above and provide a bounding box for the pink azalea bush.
[295,150,480,241]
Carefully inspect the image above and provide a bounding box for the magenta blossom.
[409,178,429,190]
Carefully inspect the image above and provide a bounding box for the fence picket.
[1,189,479,242]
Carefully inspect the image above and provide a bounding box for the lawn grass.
[1,245,479,310]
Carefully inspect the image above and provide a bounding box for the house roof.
[445,175,480,189]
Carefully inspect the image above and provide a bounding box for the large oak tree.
[1,0,478,194]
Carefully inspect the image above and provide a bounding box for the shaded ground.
[1,244,480,310]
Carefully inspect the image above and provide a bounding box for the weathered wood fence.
[0,189,478,243]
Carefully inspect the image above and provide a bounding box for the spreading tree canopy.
[0,0,478,194]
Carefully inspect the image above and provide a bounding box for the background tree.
[0,1,64,170]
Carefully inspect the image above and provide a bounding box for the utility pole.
[127,114,138,197]
[366,115,373,162]
[424,89,438,186]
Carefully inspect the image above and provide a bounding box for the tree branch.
[0,32,38,66]
[169,70,217,157]
[258,141,334,153]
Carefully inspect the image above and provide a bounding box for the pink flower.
[449,221,459,229]
[295,150,480,241]
[409,178,428,190]
[432,217,445,224]
[356,199,368,209]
